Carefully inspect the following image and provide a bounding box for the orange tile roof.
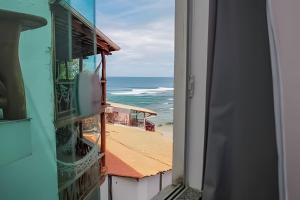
[106,151,143,178]
[84,124,172,179]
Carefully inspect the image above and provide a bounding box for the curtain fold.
[202,0,279,199]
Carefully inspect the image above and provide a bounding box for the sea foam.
[111,87,174,96]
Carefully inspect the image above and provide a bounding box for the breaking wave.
[111,87,174,96]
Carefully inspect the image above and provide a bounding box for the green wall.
[0,0,58,199]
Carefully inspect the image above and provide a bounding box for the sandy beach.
[156,124,173,140]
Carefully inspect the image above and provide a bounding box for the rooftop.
[107,102,157,116]
[84,124,172,179]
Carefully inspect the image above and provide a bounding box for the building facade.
[0,1,119,200]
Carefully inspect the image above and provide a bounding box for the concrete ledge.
[152,184,184,200]
[0,118,32,166]
[176,187,202,200]
[152,185,202,200]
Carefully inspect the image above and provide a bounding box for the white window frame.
[172,0,188,186]
[155,0,210,198]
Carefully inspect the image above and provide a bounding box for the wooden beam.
[96,37,110,52]
[100,50,107,176]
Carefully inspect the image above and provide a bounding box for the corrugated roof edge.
[109,169,173,180]
[54,0,121,52]
[107,102,158,116]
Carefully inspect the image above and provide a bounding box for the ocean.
[107,77,174,125]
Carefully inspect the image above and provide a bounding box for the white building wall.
[162,171,172,189]
[100,176,109,200]
[111,176,139,200]
[142,175,160,200]
[137,178,148,200]
[109,171,172,200]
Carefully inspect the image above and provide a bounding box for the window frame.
[157,0,210,198]
[172,0,188,186]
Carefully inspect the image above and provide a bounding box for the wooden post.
[79,57,83,138]
[79,57,83,72]
[65,60,69,79]
[159,172,163,191]
[100,51,107,173]
[144,112,146,130]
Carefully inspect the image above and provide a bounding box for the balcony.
[54,79,106,128]
[55,80,77,120]
[56,125,103,200]
[52,1,120,198]
[58,160,101,200]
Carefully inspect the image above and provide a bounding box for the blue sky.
[95,0,175,77]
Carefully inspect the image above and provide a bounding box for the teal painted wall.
[0,0,58,200]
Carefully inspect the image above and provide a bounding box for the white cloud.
[96,1,175,77]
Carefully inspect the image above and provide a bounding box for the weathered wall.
[0,1,58,199]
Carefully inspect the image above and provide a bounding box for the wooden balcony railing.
[56,50,109,200]
[58,160,101,200]
[57,137,103,200]
[56,81,77,119]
